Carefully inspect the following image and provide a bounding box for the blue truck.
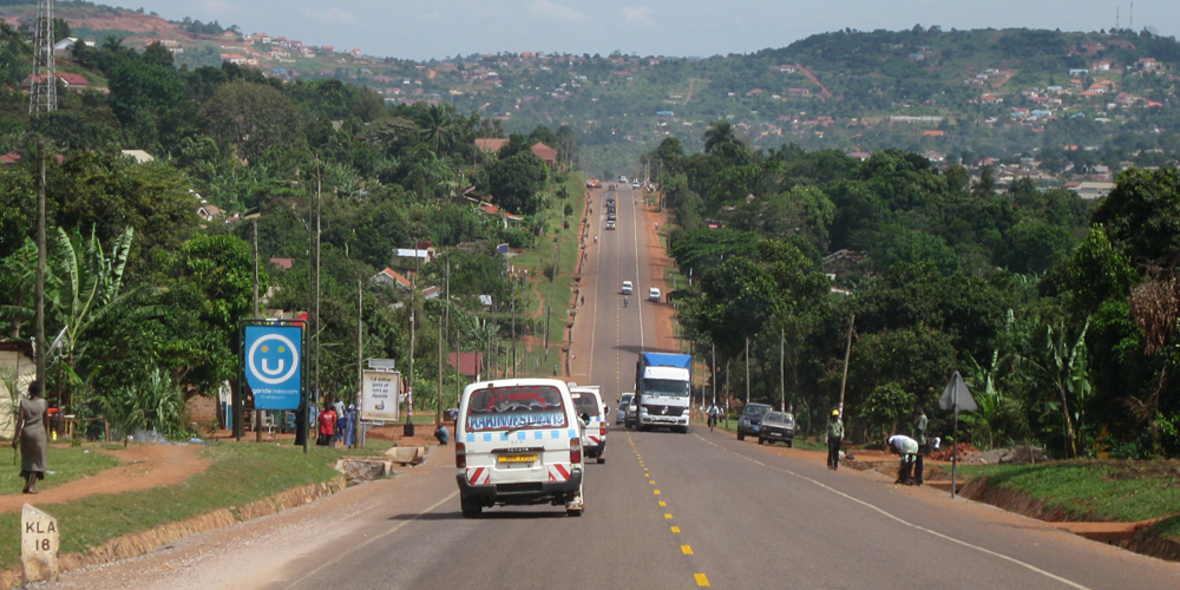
[634,352,692,433]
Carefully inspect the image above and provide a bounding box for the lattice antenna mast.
[29,0,56,116]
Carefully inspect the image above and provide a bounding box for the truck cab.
[635,352,692,433]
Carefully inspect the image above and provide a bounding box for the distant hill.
[4,2,1180,178]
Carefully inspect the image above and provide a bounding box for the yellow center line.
[649,480,656,484]
[658,501,666,506]
[694,573,710,587]
[670,526,681,533]
[653,490,661,495]
[681,545,694,555]
[664,513,673,519]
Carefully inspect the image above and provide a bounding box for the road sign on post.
[361,369,401,423]
[243,323,304,411]
[938,371,977,498]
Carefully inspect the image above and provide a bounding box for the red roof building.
[448,352,484,378]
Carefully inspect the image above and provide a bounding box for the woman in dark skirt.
[12,380,48,494]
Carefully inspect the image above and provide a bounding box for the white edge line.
[287,491,459,587]
[716,445,1093,590]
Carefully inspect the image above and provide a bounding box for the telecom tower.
[29,0,56,116]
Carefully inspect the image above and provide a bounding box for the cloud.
[621,6,656,26]
[529,0,587,22]
[301,7,358,24]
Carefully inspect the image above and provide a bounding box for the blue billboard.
[244,324,303,410]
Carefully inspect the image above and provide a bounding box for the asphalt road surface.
[44,184,1180,590]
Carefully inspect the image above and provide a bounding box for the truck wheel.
[786,439,793,448]
[758,437,765,445]
[737,432,745,441]
[597,456,605,464]
[460,495,482,518]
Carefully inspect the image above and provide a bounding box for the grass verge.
[0,441,392,570]
[0,446,119,493]
[955,459,1180,522]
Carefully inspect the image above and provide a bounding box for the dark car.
[758,411,795,446]
[737,403,772,441]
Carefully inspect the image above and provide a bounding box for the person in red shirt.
[317,403,337,447]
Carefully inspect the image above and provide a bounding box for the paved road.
[46,184,1180,590]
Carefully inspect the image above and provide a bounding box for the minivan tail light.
[456,442,466,469]
[569,437,582,464]
[600,426,606,437]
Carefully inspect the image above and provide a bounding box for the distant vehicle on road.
[648,287,661,302]
[616,393,633,424]
[624,396,638,428]
[621,281,633,295]
[618,175,628,183]
[632,182,640,189]
[758,411,795,446]
[634,352,692,433]
[737,403,773,441]
[570,386,607,464]
[605,220,616,230]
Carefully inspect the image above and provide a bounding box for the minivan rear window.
[571,392,601,416]
[466,385,568,432]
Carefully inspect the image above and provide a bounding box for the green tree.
[201,81,305,162]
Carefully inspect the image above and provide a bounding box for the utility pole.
[780,327,785,412]
[253,219,262,442]
[711,342,716,405]
[315,183,323,405]
[511,280,517,378]
[745,337,750,405]
[34,140,46,393]
[837,314,855,418]
[355,279,363,448]
[444,259,451,421]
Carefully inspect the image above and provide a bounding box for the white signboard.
[362,370,401,422]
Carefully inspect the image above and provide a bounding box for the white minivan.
[648,287,662,302]
[456,378,585,517]
[570,386,607,464]
[621,281,633,295]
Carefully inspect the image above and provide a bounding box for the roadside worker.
[887,434,920,485]
[826,409,844,471]
[317,403,337,447]
[12,380,48,494]
[434,422,450,446]
[912,405,928,485]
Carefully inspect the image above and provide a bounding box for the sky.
[113,0,1180,61]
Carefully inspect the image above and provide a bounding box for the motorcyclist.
[623,296,629,307]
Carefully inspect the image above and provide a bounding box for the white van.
[570,386,607,464]
[648,287,661,302]
[456,378,585,517]
[621,281,633,295]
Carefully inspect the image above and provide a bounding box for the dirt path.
[685,78,696,105]
[0,443,209,513]
[641,203,679,353]
[795,62,834,99]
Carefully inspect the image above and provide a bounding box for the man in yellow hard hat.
[826,409,844,470]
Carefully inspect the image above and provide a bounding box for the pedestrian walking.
[333,399,346,443]
[887,434,920,485]
[912,405,928,485]
[317,403,337,447]
[826,409,844,471]
[12,380,48,494]
[342,404,357,448]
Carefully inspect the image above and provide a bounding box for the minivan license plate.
[498,454,537,463]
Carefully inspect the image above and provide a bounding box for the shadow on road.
[388,510,571,521]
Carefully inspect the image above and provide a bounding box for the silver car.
[759,411,796,446]
[617,393,633,424]
[624,396,639,429]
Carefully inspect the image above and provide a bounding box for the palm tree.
[704,120,739,154]
[419,104,460,155]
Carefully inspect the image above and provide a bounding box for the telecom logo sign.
[244,325,303,410]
